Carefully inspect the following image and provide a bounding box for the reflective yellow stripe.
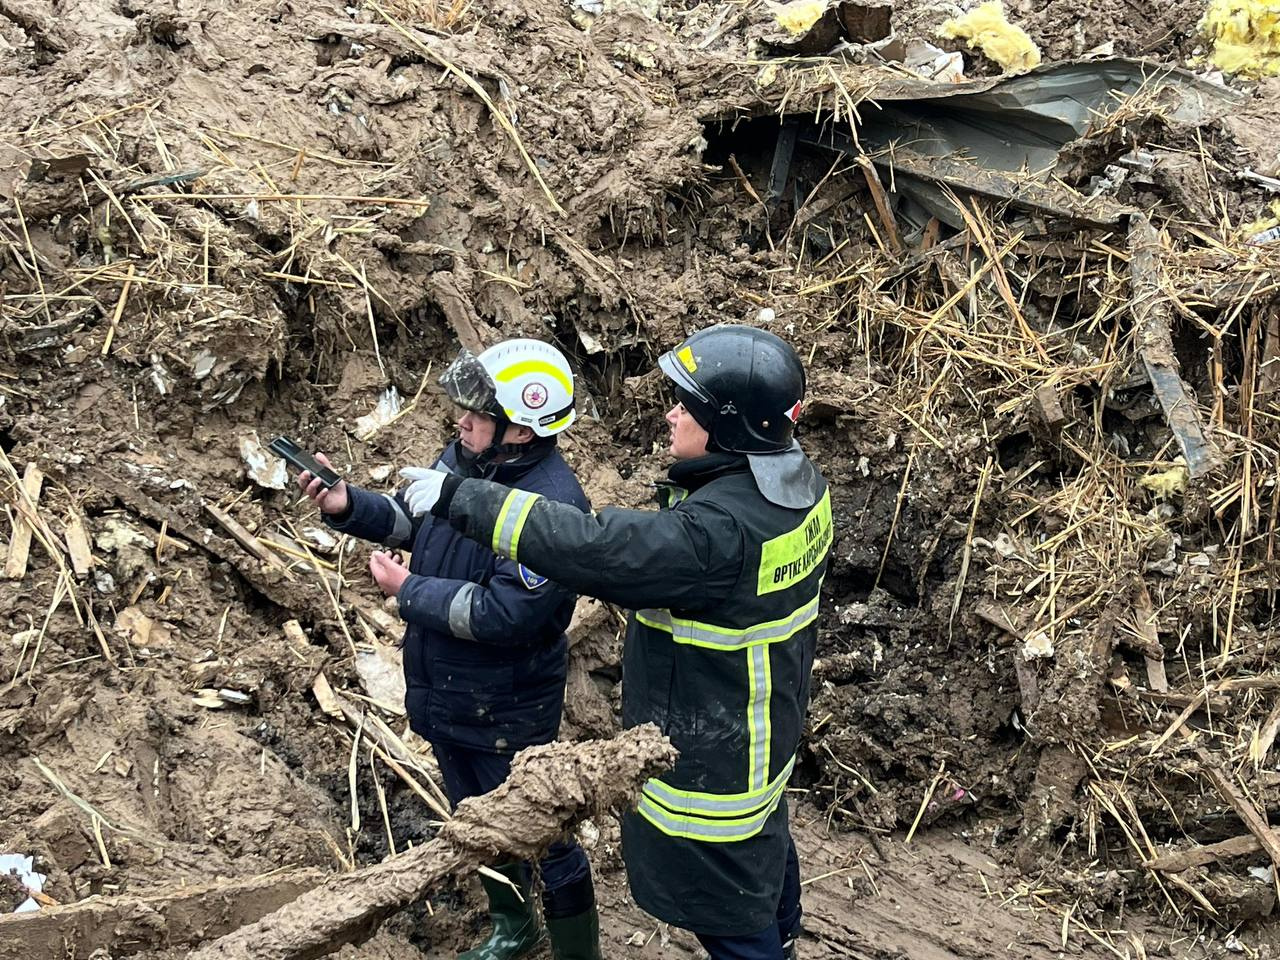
[634,593,819,651]
[508,492,538,560]
[636,786,786,842]
[541,412,573,433]
[642,756,795,816]
[747,645,770,791]
[493,359,572,394]
[492,489,540,559]
[757,489,833,595]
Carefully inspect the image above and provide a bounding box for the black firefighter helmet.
[658,324,819,509]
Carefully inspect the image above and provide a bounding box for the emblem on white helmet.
[440,338,576,439]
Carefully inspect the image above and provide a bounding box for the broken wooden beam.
[1028,383,1067,440]
[857,157,902,253]
[190,727,676,960]
[1194,745,1280,873]
[1146,832,1280,873]
[0,868,325,960]
[85,467,333,629]
[4,461,44,580]
[203,500,287,572]
[1128,215,1223,477]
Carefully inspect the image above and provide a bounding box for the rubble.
[2,0,1280,956]
[188,726,675,960]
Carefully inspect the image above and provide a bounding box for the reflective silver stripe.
[381,493,413,547]
[635,593,819,650]
[642,756,795,816]
[636,788,785,843]
[448,582,477,640]
[493,489,538,557]
[749,644,770,792]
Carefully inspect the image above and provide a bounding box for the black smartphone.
[269,436,343,489]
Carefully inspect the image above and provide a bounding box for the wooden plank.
[1132,577,1168,692]
[4,462,44,580]
[0,869,324,960]
[1129,216,1223,477]
[1251,698,1280,767]
[857,157,902,253]
[63,510,94,578]
[203,501,293,580]
[1145,832,1275,872]
[1194,743,1280,872]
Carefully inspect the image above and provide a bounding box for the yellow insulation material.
[771,0,829,36]
[1200,0,1280,78]
[939,2,1042,74]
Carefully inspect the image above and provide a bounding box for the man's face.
[666,402,710,460]
[456,407,498,454]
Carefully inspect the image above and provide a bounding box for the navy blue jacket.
[325,440,589,753]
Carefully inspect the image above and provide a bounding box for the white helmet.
[439,338,576,438]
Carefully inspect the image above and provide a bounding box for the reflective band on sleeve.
[448,581,477,640]
[382,493,413,547]
[491,489,540,560]
[757,489,833,595]
[635,592,819,651]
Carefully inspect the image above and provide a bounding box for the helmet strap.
[468,414,552,473]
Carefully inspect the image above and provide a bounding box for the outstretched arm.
[439,477,743,612]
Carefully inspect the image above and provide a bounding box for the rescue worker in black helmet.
[398,324,831,960]
[296,339,601,960]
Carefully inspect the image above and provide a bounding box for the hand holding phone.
[271,436,349,516]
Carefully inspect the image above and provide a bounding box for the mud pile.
[2,0,1279,956]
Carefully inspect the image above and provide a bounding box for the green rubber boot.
[546,906,601,960]
[544,874,602,960]
[459,864,545,960]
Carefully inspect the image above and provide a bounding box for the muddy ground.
[3,0,1280,957]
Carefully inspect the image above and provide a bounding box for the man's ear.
[509,425,536,445]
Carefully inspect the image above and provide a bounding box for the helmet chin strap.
[461,415,545,474]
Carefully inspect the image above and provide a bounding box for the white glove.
[400,467,448,517]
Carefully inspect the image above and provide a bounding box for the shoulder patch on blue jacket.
[518,565,549,590]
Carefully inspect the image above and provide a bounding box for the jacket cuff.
[324,499,354,525]
[431,473,464,519]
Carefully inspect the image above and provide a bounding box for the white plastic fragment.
[355,387,403,439]
[239,432,287,490]
[1022,631,1054,659]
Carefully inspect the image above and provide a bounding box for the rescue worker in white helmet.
[296,338,600,960]
[396,324,830,960]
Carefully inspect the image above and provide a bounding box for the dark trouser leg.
[776,831,802,953]
[695,925,784,960]
[430,741,484,810]
[432,743,546,960]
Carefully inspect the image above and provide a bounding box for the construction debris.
[0,869,326,960]
[189,726,675,960]
[3,462,42,581]
[1201,0,1280,77]
[939,2,1042,73]
[2,0,1280,955]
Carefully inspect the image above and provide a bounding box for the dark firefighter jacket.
[433,452,832,936]
[325,440,589,754]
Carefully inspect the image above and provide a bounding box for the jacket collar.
[666,452,749,492]
[446,438,556,482]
